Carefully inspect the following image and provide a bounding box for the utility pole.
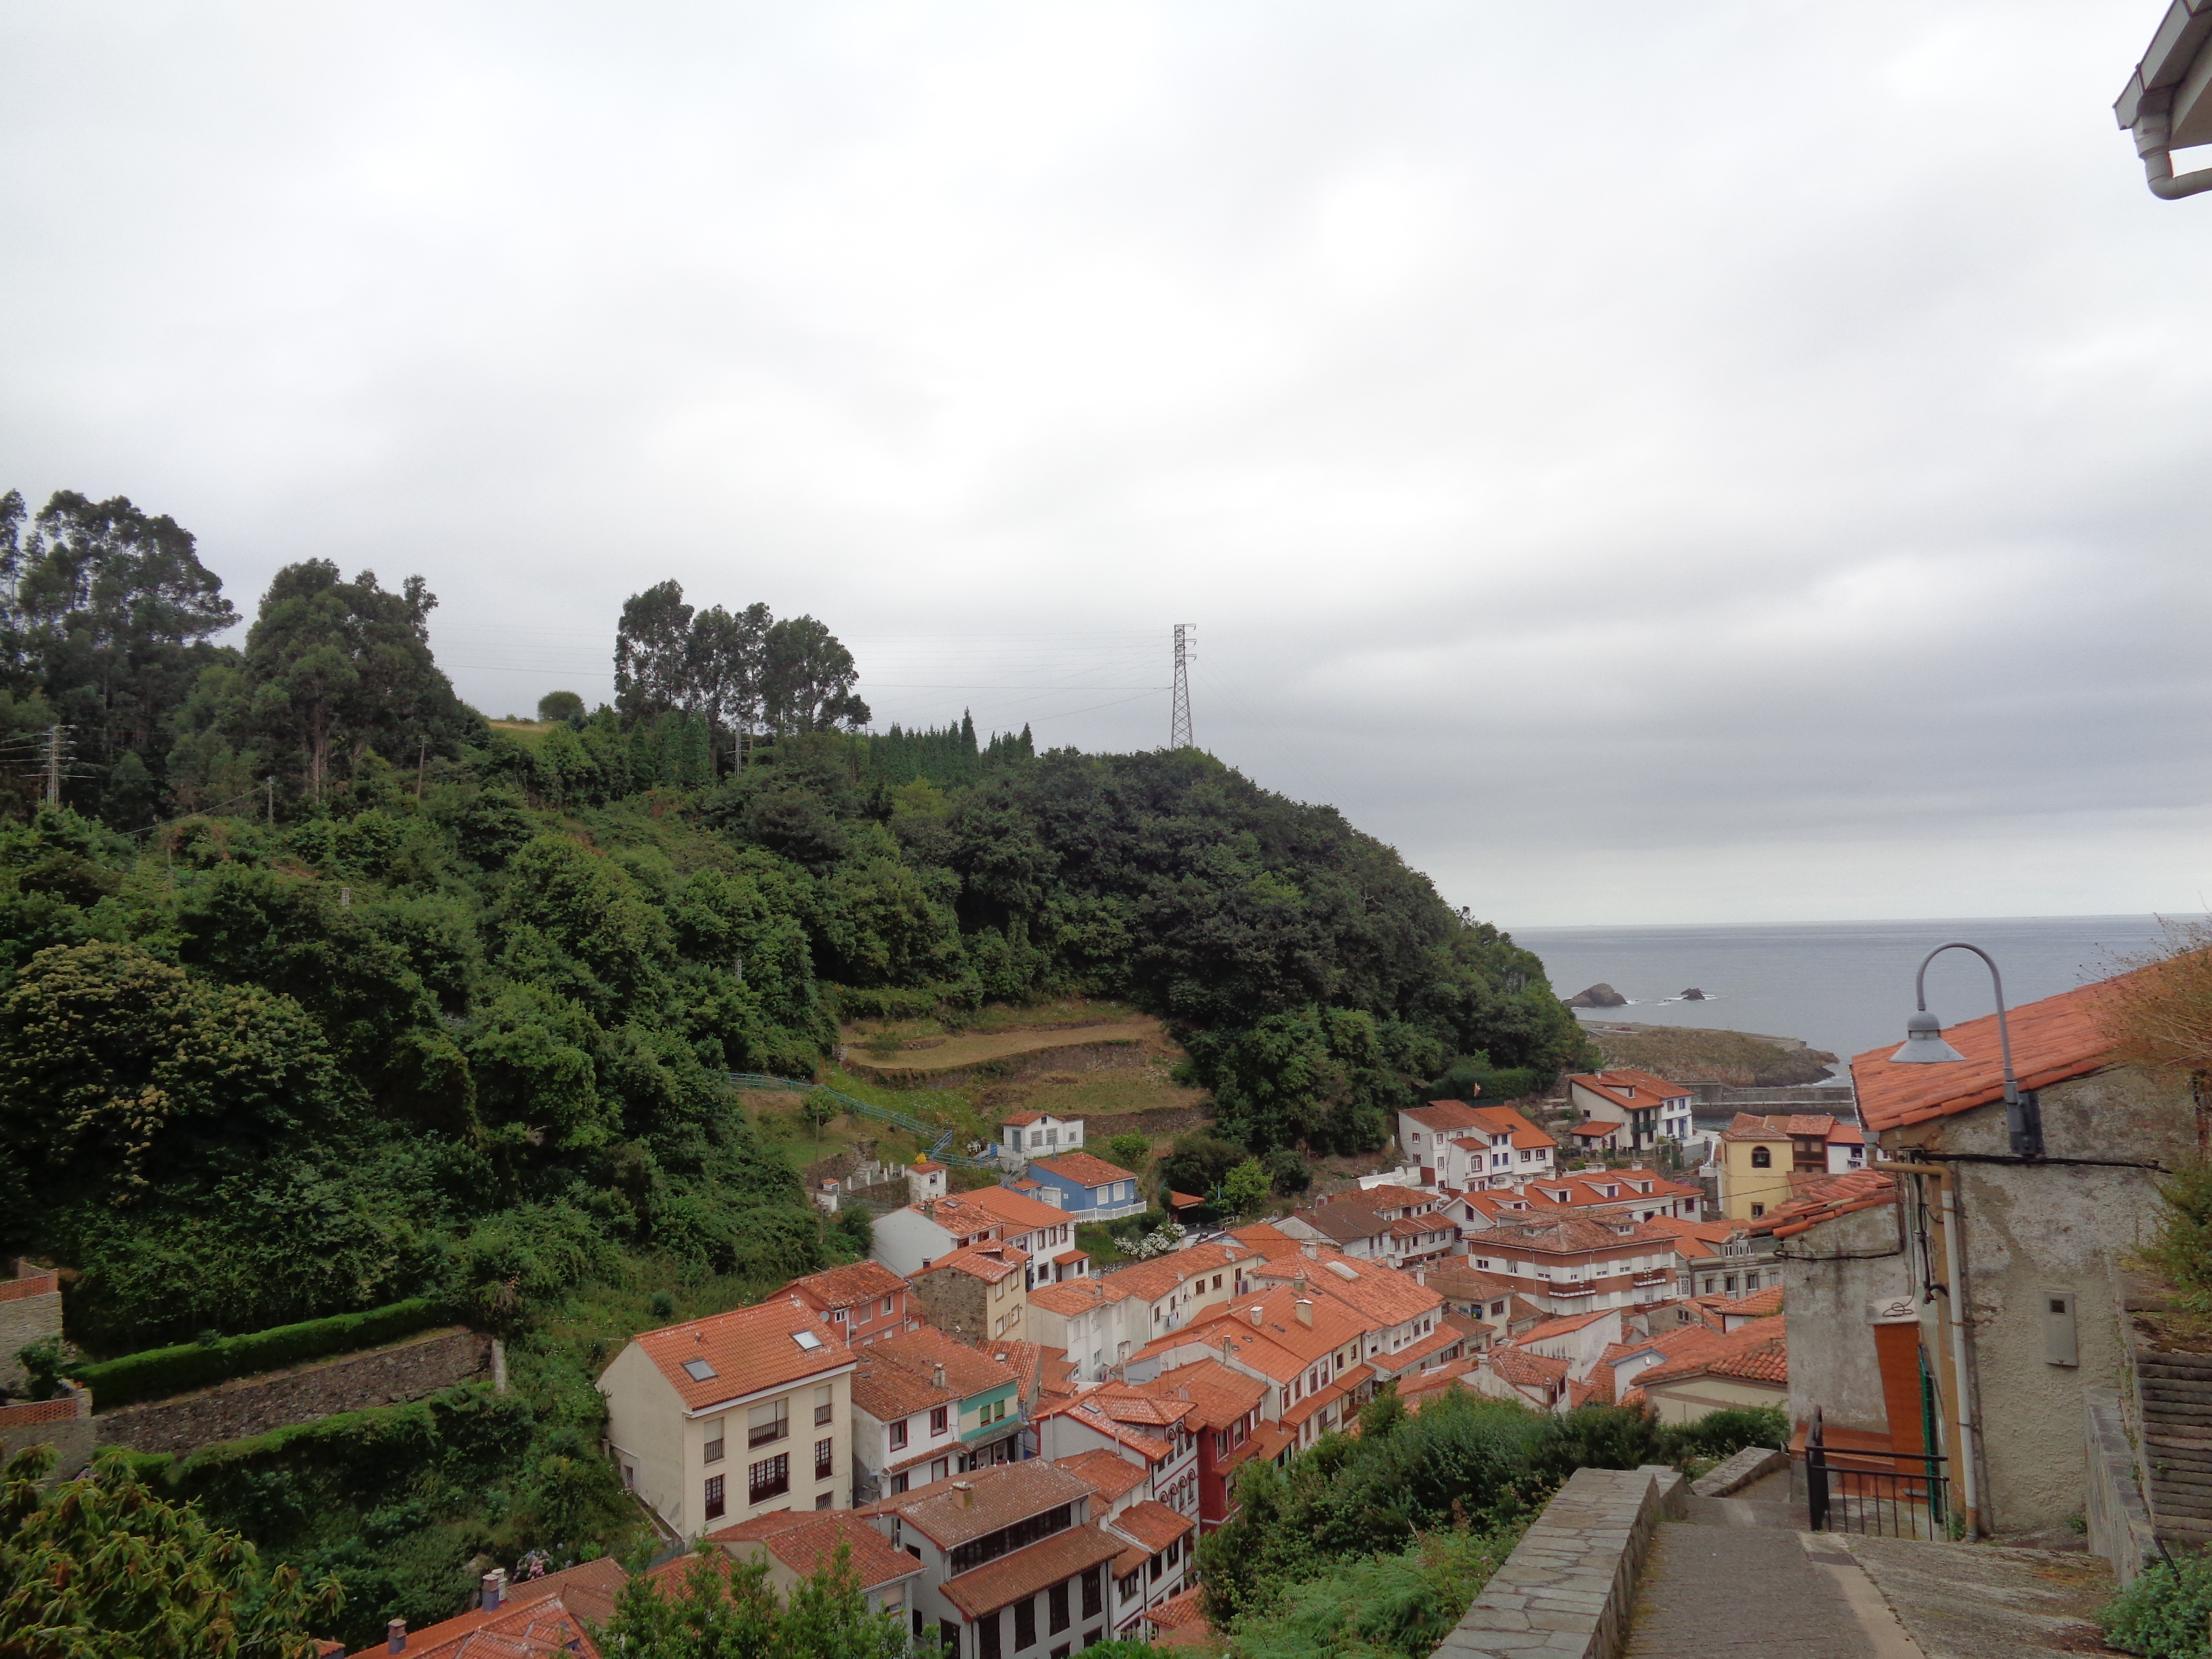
[43,725,64,806]
[1170,625,1194,750]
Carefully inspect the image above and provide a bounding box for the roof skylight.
[793,1328,825,1351]
[682,1358,718,1381]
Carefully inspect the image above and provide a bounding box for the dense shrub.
[1231,1525,1524,1659]
[2104,1550,2212,1658]
[69,1299,443,1408]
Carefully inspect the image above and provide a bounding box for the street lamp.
[1890,942,2042,1158]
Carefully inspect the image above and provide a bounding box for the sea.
[1509,915,2198,1080]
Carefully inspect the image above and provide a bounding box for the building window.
[705,1475,726,1519]
[817,1492,834,1510]
[750,1399,789,1448]
[1118,1574,1140,1604]
[704,1420,725,1464]
[1750,1204,1765,1218]
[931,1407,949,1436]
[816,1437,835,1479]
[890,1420,909,1450]
[1050,1581,1070,1635]
[748,1454,790,1505]
[1081,1568,1103,1620]
[815,1386,834,1428]
[891,1471,909,1494]
[1750,1147,1771,1169]
[981,1611,1002,1659]
[1015,1597,1037,1650]
[947,1621,966,1659]
[932,1458,949,1481]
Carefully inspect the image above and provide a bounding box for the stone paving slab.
[1842,1536,2124,1658]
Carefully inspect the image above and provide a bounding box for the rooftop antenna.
[1170,625,1194,749]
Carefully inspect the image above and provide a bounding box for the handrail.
[724,1072,1001,1169]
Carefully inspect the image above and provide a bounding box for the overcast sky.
[3,1,2207,927]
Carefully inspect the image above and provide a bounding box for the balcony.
[1631,1270,1670,1287]
[1548,1282,1595,1298]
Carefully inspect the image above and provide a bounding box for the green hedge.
[70,1298,447,1409]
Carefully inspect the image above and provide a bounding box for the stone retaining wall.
[2084,1387,2158,1585]
[0,1382,95,1483]
[93,1328,493,1455]
[1431,1464,1685,1659]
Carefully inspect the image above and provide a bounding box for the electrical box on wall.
[2043,1290,2079,1367]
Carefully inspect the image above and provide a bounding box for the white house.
[999,1111,1085,1166]
[872,1193,1014,1278]
[599,1296,857,1537]
[1565,1071,1695,1151]
[1394,1101,1558,1190]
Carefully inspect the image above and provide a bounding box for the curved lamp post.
[1890,942,2042,1158]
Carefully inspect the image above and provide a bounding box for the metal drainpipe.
[2135,106,2212,199]
[1886,1161,1981,1537]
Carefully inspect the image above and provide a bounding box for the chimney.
[387,1619,408,1653]
[1300,1240,1318,1261]
[1295,1300,1313,1328]
[1248,1305,1263,1327]
[952,1480,974,1508]
[482,1569,506,1611]
[933,1364,946,1390]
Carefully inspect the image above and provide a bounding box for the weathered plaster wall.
[1782,1200,1910,1437]
[1921,1064,2195,1536]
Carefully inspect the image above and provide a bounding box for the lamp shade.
[1891,1010,1968,1065]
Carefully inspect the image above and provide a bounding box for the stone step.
[2138,1354,2212,1377]
[2149,1489,2212,1517]
[2144,1409,2212,1428]
[2140,1380,2212,1399]
[2150,1464,2212,1486]
[2145,1432,2212,1451]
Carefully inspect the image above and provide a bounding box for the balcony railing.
[1630,1270,1670,1287]
[1798,1407,1949,1539]
[1548,1282,1595,1297]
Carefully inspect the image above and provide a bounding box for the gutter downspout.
[1887,1161,1981,1538]
[2135,106,2212,199]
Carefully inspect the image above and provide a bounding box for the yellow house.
[1716,1116,1796,1221]
[599,1295,857,1538]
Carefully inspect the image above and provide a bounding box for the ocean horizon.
[1509,914,2197,1079]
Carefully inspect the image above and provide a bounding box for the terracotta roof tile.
[345,1559,626,1659]
[940,1523,1128,1618]
[1403,1099,1490,1130]
[1567,1071,1693,1111]
[706,1512,921,1590]
[916,1242,1028,1285]
[1027,1151,1140,1189]
[1638,1317,1789,1388]
[1052,1448,1149,1502]
[1104,1242,1247,1303]
[1853,973,2128,1133]
[867,1328,1021,1399]
[858,1459,1097,1548]
[627,1297,853,1413]
[1114,1357,1266,1427]
[1517,1309,1610,1342]
[1029,1398,1176,1462]
[783,1260,910,1310]
[1030,1277,1129,1316]
[1484,1348,1568,1389]
[1108,1499,1194,1552]
[960,1184,1079,1232]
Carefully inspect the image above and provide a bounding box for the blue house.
[1021,1152,1146,1222]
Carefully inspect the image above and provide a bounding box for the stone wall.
[0,1382,96,1483]
[0,1270,64,1395]
[93,1328,493,1455]
[1430,1464,1685,1659]
[2083,1387,2157,1585]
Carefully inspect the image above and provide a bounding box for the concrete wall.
[1782,1201,1911,1438]
[2083,1387,2157,1585]
[1644,1374,1787,1425]
[92,1329,492,1455]
[1923,1064,2196,1537]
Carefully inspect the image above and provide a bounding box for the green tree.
[0,941,343,1203]
[1221,1157,1271,1218]
[0,1445,342,1659]
[1106,1132,1152,1170]
[180,560,476,804]
[537,690,586,723]
[1157,1133,1243,1203]
[762,616,869,735]
[0,489,238,815]
[596,1542,913,1659]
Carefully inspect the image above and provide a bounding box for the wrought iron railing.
[1799,1406,1950,1538]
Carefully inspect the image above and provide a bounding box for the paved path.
[1623,1470,2124,1658]
[1624,1474,1922,1659]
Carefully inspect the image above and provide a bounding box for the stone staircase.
[2135,1347,2212,1545]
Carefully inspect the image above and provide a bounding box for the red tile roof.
[1145,1586,1211,1645]
[1106,1242,1248,1304]
[1484,1348,1568,1390]
[960,1184,1077,1232]
[1568,1070,1692,1111]
[1029,1152,1140,1189]
[706,1512,921,1590]
[1754,1169,1899,1240]
[1053,1448,1150,1503]
[939,1523,1128,1618]
[1517,1309,1612,1343]
[1853,973,2129,1134]
[629,1297,853,1413]
[1108,1499,1194,1552]
[1637,1317,1789,1388]
[344,1559,627,1659]
[858,1459,1097,1548]
[1403,1099,1489,1131]
[782,1260,910,1310]
[1116,1357,1267,1428]
[1030,1276,1129,1316]
[917,1241,1028,1285]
